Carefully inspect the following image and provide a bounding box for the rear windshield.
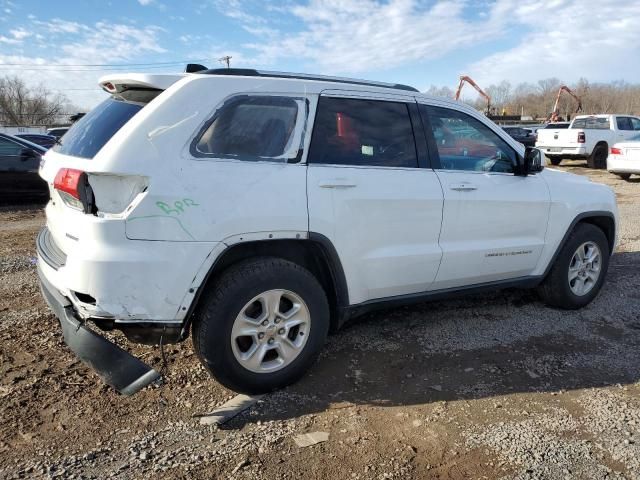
[571,118,610,130]
[545,123,569,129]
[53,89,159,159]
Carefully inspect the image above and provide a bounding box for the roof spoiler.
[185,63,208,73]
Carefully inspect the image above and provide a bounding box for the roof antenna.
[218,55,232,69]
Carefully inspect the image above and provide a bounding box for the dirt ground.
[1,161,639,480]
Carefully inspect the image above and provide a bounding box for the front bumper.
[38,265,160,395]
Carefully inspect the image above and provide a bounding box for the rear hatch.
[39,73,184,254]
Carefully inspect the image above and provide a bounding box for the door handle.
[449,183,477,191]
[319,180,357,189]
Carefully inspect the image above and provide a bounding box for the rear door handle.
[319,179,357,189]
[449,183,477,191]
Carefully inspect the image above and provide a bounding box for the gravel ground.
[0,161,639,479]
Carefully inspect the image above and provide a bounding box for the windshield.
[53,98,142,159]
[53,89,160,159]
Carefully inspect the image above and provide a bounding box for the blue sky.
[1,0,639,109]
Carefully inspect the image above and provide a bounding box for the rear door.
[421,103,550,289]
[616,117,639,142]
[307,92,443,304]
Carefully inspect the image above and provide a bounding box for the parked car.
[0,133,48,204]
[502,126,536,147]
[16,133,58,149]
[37,68,618,396]
[536,115,640,168]
[607,133,640,180]
[46,127,69,139]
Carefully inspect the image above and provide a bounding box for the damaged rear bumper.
[38,265,160,395]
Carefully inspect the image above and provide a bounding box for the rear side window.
[53,89,159,159]
[571,117,610,129]
[307,97,418,168]
[193,96,306,162]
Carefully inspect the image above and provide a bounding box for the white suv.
[37,67,618,395]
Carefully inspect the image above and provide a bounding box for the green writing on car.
[156,198,200,215]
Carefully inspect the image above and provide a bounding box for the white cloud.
[0,20,167,109]
[214,0,640,88]
[466,0,640,86]
[215,0,510,73]
[138,0,153,5]
[9,28,30,40]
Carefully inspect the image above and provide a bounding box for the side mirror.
[519,147,544,176]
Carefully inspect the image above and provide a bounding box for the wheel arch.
[542,211,615,278]
[181,234,349,338]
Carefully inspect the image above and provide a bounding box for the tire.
[537,223,610,309]
[587,144,607,169]
[615,173,631,180]
[548,156,562,166]
[192,257,329,394]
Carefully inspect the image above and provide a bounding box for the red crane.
[548,85,582,122]
[454,75,491,114]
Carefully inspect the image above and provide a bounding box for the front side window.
[0,138,22,157]
[193,96,305,162]
[424,105,516,173]
[617,117,633,131]
[307,97,418,168]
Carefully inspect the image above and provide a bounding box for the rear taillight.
[54,168,95,213]
[610,147,623,155]
[577,132,585,143]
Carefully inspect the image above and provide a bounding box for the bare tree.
[426,77,640,121]
[0,76,68,126]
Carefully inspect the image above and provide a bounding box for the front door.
[420,104,550,290]
[307,93,444,304]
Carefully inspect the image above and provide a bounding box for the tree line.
[0,75,72,126]
[425,78,640,121]
[2,73,640,127]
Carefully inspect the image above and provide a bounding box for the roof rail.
[199,68,419,93]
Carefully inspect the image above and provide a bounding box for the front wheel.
[537,223,610,309]
[192,257,329,394]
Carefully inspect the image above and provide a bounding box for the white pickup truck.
[536,114,640,168]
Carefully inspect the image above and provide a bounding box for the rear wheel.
[547,156,562,166]
[192,257,329,394]
[615,173,631,180]
[537,223,609,309]
[587,144,607,169]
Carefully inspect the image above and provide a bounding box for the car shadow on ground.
[223,251,640,428]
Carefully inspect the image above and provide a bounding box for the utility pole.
[218,56,232,69]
